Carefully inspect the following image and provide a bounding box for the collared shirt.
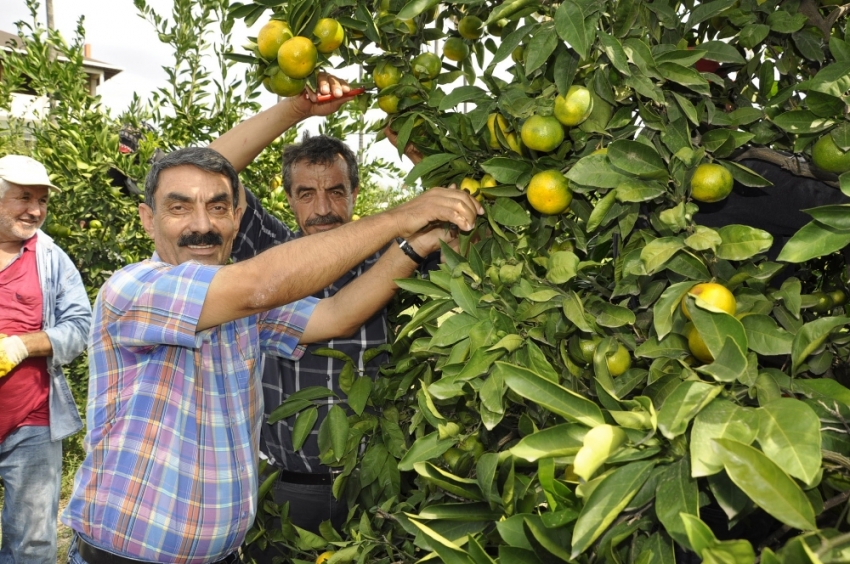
[232,188,387,472]
[62,253,317,564]
[0,233,49,442]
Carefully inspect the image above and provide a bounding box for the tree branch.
[733,147,840,188]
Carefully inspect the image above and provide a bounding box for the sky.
[0,0,411,172]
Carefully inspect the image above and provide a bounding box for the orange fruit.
[257,20,293,60]
[511,45,525,63]
[315,551,335,564]
[487,19,507,36]
[578,337,600,364]
[554,85,594,127]
[606,344,632,376]
[278,36,318,79]
[412,52,441,79]
[812,133,850,174]
[487,113,509,149]
[685,324,714,363]
[443,37,469,62]
[313,18,345,53]
[373,60,402,89]
[460,177,483,201]
[458,15,484,40]
[266,70,306,97]
[521,115,564,152]
[681,282,737,320]
[377,93,400,114]
[690,163,734,203]
[527,169,572,215]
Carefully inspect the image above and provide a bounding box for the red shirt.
[0,234,49,443]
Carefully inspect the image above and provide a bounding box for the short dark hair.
[282,134,359,195]
[144,147,240,209]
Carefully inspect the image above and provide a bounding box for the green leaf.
[555,1,589,60]
[571,460,656,557]
[653,281,697,339]
[360,444,389,488]
[524,517,573,561]
[739,24,771,49]
[397,0,441,20]
[595,303,636,328]
[416,502,503,521]
[695,338,748,383]
[655,457,699,550]
[640,237,684,274]
[685,0,737,29]
[740,315,793,356]
[567,154,633,188]
[697,41,746,64]
[438,86,490,111]
[491,198,531,227]
[497,361,605,427]
[657,63,710,95]
[406,153,457,185]
[511,423,586,461]
[657,380,722,439]
[685,226,722,252]
[414,461,483,500]
[773,110,835,134]
[326,405,349,461]
[398,432,456,471]
[547,251,580,284]
[616,179,667,202]
[450,277,481,317]
[598,31,631,76]
[634,333,689,359]
[691,399,758,477]
[804,204,850,230]
[778,221,850,263]
[476,453,499,502]
[791,316,850,375]
[562,291,593,332]
[608,140,668,179]
[431,312,479,348]
[408,519,475,564]
[688,296,748,359]
[713,439,817,531]
[716,225,773,260]
[395,277,450,298]
[286,386,337,403]
[347,376,373,416]
[767,11,808,33]
[524,26,560,75]
[680,514,717,555]
[481,157,533,184]
[757,399,822,485]
[292,406,318,451]
[268,398,314,424]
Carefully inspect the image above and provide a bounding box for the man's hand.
[384,125,424,165]
[390,186,484,238]
[287,71,354,119]
[0,335,28,378]
[406,222,460,259]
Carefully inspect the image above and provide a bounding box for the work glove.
[0,335,28,378]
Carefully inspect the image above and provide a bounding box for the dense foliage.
[227,0,850,562]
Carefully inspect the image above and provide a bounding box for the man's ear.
[139,203,155,238]
[234,204,244,226]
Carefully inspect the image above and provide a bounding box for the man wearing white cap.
[0,155,91,563]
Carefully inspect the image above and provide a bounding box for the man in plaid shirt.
[211,77,434,538]
[63,80,481,564]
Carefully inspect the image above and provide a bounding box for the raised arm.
[196,187,482,331]
[209,73,353,173]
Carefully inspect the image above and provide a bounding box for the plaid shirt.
[233,188,388,473]
[62,254,317,564]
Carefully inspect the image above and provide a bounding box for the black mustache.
[178,231,223,247]
[306,214,343,227]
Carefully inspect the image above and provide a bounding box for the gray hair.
[0,178,9,198]
[282,134,359,195]
[144,147,240,209]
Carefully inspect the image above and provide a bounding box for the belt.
[277,468,341,486]
[76,536,239,564]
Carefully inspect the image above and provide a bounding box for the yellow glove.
[0,335,28,378]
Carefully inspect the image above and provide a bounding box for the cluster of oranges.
[257,18,344,96]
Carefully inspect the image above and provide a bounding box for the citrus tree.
[230,0,850,561]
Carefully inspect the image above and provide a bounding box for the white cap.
[0,155,60,192]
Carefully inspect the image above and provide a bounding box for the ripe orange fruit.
[460,177,483,201]
[458,15,484,40]
[373,60,402,89]
[313,18,345,53]
[812,133,850,174]
[681,282,737,320]
[521,115,564,153]
[554,85,594,127]
[257,20,293,60]
[278,36,318,79]
[265,70,306,97]
[527,169,572,215]
[690,163,734,203]
[378,93,400,114]
[685,323,714,363]
[412,52,441,79]
[606,344,632,376]
[315,551,335,564]
[443,37,469,62]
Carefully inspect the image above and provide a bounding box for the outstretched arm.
[196,187,482,331]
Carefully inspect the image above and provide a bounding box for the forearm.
[209,98,306,172]
[300,244,419,342]
[18,331,53,357]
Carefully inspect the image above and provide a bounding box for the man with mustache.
[209,86,434,543]
[0,155,91,563]
[62,86,482,562]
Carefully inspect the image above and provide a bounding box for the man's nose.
[26,200,44,218]
[314,191,332,214]
[187,206,212,232]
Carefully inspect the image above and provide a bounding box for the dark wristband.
[396,237,425,264]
